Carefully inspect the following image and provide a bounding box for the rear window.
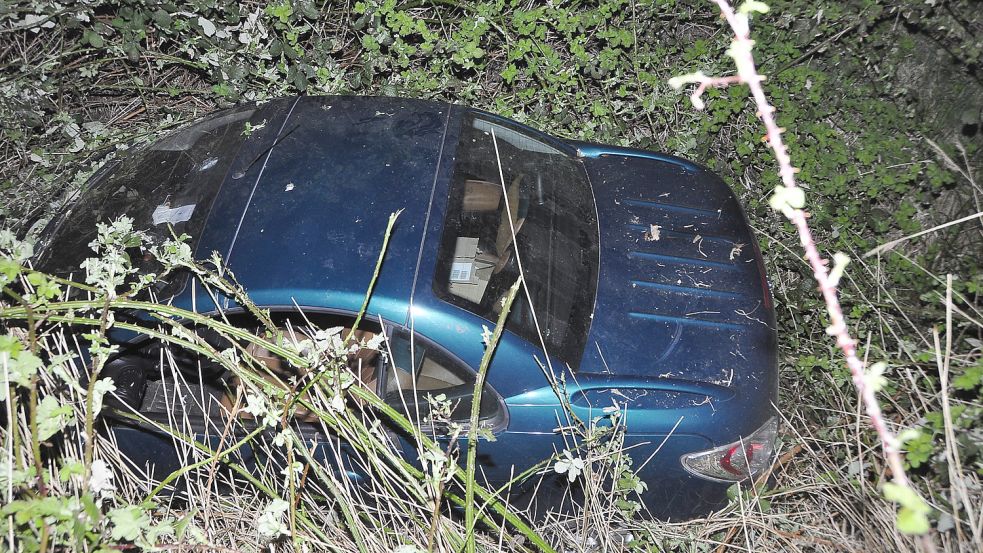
[433,113,599,367]
[37,103,284,296]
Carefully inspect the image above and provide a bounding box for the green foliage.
[1,0,981,548]
[883,482,931,535]
[901,429,934,469]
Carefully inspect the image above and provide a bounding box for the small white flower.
[89,459,115,498]
[553,450,586,482]
[244,393,278,427]
[273,431,292,447]
[280,461,304,485]
[91,378,116,416]
[329,394,345,413]
[244,393,267,418]
[257,499,290,538]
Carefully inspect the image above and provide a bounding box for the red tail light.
[680,417,778,482]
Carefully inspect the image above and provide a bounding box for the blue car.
[38,96,778,518]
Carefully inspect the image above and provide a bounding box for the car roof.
[188,96,456,327]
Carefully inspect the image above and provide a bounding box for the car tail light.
[680,417,778,482]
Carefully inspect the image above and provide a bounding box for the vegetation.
[1,0,981,551]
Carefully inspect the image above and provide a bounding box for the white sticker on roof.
[152,204,196,225]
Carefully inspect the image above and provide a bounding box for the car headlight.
[680,416,778,482]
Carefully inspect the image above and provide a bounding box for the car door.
[378,326,507,443]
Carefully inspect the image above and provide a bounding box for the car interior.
[100,313,501,436]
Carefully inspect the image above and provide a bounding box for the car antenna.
[231,123,300,179]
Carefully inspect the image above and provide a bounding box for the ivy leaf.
[83,29,104,48]
[197,17,216,37]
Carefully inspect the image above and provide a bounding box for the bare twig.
[671,1,937,549]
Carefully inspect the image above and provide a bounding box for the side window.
[382,331,503,427]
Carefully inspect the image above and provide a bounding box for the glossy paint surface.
[50,96,776,518]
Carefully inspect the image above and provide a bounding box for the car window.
[36,102,284,297]
[433,113,599,368]
[382,330,503,426]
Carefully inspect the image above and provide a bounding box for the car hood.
[574,146,776,399]
[187,96,453,323]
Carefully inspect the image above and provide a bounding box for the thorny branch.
[671,1,937,549]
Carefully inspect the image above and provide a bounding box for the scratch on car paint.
[735,308,768,326]
[734,301,768,326]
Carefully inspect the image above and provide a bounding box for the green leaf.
[952,364,983,391]
[738,1,770,15]
[266,1,294,24]
[882,482,929,513]
[197,16,216,37]
[864,361,888,393]
[897,507,931,535]
[0,258,21,283]
[174,508,198,540]
[0,334,23,357]
[108,505,150,542]
[37,396,75,441]
[83,29,104,48]
[883,481,931,535]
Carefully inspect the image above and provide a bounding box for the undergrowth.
[1,0,981,551]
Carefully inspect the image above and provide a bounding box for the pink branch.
[686,1,935,548]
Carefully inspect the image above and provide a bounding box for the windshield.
[433,113,598,367]
[36,103,283,296]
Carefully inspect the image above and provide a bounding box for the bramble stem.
[676,1,936,549]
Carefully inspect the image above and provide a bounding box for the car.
[36,95,778,519]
